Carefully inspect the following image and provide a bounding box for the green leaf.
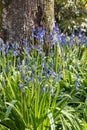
[48,109,55,130]
[0,118,18,130]
[5,100,17,118]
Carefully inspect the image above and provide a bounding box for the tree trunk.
[0,0,38,42]
[0,0,55,43]
[43,0,55,32]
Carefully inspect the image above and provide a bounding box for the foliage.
[0,25,87,129]
[55,0,87,33]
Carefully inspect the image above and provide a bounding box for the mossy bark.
[43,0,55,55]
[43,0,55,32]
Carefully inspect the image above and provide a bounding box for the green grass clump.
[0,37,87,130]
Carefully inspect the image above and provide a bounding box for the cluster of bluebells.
[0,39,19,56]
[22,39,30,52]
[0,24,87,57]
[11,42,19,56]
[0,25,87,98]
[78,29,86,43]
[32,24,87,46]
[0,38,31,56]
[32,24,87,51]
[43,66,62,81]
[32,27,45,40]
[32,27,45,45]
[16,50,63,96]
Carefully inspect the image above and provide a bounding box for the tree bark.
[0,0,55,43]
[0,0,38,42]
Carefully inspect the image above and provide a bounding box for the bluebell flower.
[12,42,19,50]
[52,25,61,45]
[58,67,62,72]
[50,60,54,68]
[39,74,42,82]
[47,34,51,42]
[20,68,25,81]
[50,51,54,57]
[43,87,46,92]
[31,68,35,74]
[21,74,25,81]
[0,38,4,46]
[50,70,62,81]
[42,60,46,68]
[53,23,59,32]
[25,46,30,52]
[45,67,50,74]
[22,39,30,52]
[32,27,45,40]
[79,33,87,43]
[57,33,61,42]
[0,47,2,52]
[78,28,83,38]
[78,28,87,43]
[39,77,42,82]
[69,30,75,44]
[0,38,4,52]
[29,77,34,82]
[36,28,45,39]
[15,43,19,50]
[32,28,36,37]
[45,67,51,78]
[61,34,67,45]
[50,88,55,96]
[28,66,31,70]
[17,57,21,67]
[41,87,46,93]
[4,44,9,55]
[22,39,28,46]
[57,73,62,81]
[12,50,19,56]
[18,84,23,89]
[51,71,58,78]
